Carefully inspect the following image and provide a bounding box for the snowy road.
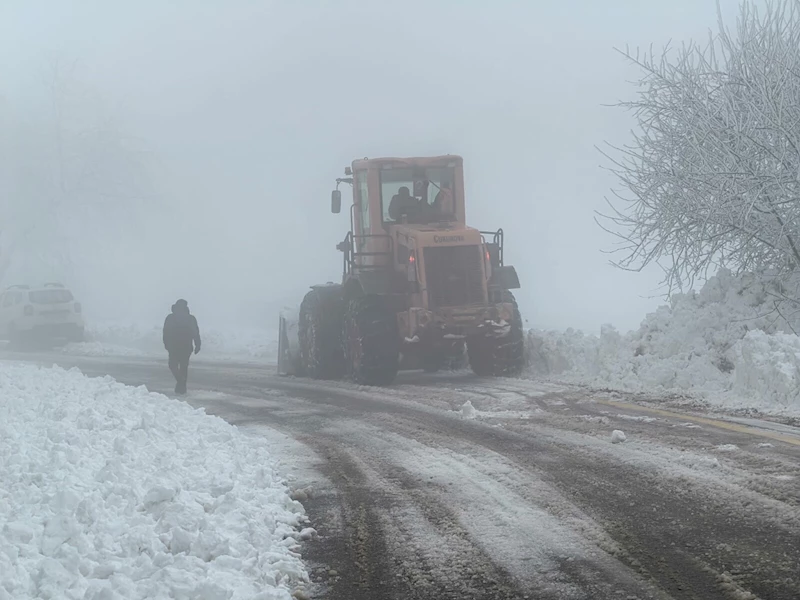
[5,350,800,600]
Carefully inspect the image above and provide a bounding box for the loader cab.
[332,155,475,291]
[340,156,466,237]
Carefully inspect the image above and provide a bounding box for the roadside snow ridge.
[0,362,308,599]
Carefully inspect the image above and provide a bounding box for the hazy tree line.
[1,61,156,288]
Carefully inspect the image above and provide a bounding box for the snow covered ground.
[527,269,800,417]
[61,322,279,363]
[0,362,308,599]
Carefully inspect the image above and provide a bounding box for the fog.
[1,1,744,333]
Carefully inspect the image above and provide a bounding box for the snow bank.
[64,322,279,362]
[733,330,800,409]
[0,362,308,599]
[527,269,800,415]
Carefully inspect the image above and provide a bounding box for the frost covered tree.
[599,0,800,294]
[3,61,156,285]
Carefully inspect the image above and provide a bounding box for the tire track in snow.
[284,434,532,600]
[289,438,395,600]
[350,454,529,599]
[331,420,669,600]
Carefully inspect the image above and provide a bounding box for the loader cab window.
[356,170,369,235]
[380,167,456,224]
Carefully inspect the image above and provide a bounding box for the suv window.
[29,289,74,304]
[1,294,10,308]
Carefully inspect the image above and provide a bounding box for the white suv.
[0,283,85,344]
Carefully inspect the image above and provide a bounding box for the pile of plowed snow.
[0,362,308,599]
[527,269,800,415]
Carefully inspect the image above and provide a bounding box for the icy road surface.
[4,350,800,600]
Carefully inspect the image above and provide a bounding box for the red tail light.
[74,302,82,314]
[23,305,34,316]
[407,252,417,282]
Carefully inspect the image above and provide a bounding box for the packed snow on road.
[0,362,309,600]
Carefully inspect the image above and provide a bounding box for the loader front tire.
[299,286,346,379]
[467,290,525,377]
[344,295,399,386]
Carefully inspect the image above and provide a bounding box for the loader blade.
[278,316,290,375]
[277,311,302,376]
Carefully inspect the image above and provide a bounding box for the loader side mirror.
[331,189,342,213]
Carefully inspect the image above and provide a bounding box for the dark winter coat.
[163,303,201,356]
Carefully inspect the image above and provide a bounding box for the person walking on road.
[162,298,201,395]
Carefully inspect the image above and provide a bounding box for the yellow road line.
[593,399,800,447]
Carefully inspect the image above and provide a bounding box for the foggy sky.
[1,1,747,333]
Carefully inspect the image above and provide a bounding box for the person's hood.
[172,299,189,314]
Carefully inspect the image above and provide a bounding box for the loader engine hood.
[393,224,483,249]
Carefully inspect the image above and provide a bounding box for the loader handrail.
[340,231,393,278]
[479,228,505,267]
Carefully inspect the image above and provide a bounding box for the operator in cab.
[388,186,423,222]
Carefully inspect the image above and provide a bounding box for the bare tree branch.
[600,1,800,295]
